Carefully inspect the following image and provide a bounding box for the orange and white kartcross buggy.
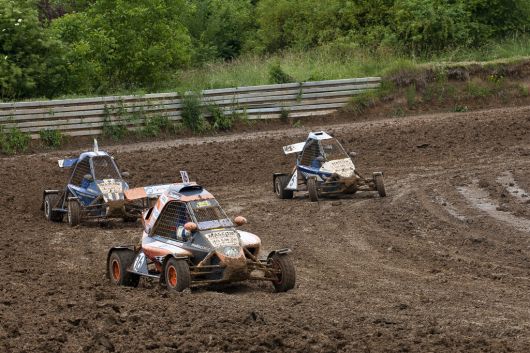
[107,173,296,292]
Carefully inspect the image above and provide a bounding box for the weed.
[466,82,491,98]
[392,107,405,117]
[348,91,378,114]
[39,129,63,148]
[518,84,529,96]
[405,85,416,108]
[292,120,302,128]
[207,104,234,131]
[0,126,31,154]
[181,92,208,133]
[140,115,174,137]
[102,104,128,140]
[453,105,468,112]
[268,63,294,84]
[280,107,290,121]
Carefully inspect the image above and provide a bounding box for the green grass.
[9,35,530,101]
[173,35,530,92]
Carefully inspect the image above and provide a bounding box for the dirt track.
[1,106,529,352]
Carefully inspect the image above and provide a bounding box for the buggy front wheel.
[163,258,191,292]
[67,199,81,226]
[270,254,296,292]
[108,250,140,287]
[307,177,319,202]
[44,194,63,222]
[374,173,386,197]
[274,175,293,199]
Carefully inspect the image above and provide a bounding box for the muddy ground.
[1,105,529,352]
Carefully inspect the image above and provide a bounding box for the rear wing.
[58,158,77,168]
[125,184,174,201]
[282,142,305,155]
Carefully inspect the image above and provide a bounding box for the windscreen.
[190,199,233,230]
[92,156,121,180]
[320,139,349,161]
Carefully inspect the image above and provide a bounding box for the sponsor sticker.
[205,231,240,248]
[195,200,211,208]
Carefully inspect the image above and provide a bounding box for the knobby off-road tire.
[67,199,81,226]
[108,250,140,287]
[307,177,319,202]
[44,194,63,222]
[274,175,294,199]
[374,173,386,197]
[270,254,296,292]
[164,258,191,292]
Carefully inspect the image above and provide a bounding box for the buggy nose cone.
[216,249,248,281]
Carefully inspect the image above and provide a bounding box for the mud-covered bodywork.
[107,182,296,292]
[273,131,386,201]
[42,142,147,225]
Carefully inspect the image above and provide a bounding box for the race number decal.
[322,158,355,177]
[205,231,240,248]
[180,171,190,184]
[286,170,298,190]
[99,180,123,194]
[133,252,146,272]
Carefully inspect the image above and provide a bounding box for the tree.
[51,0,192,93]
[185,0,256,61]
[0,0,66,99]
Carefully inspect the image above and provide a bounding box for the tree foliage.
[50,0,192,93]
[2,0,529,100]
[0,0,66,99]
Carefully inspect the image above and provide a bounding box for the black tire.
[44,194,63,222]
[108,250,140,287]
[164,258,191,292]
[307,177,319,202]
[274,175,293,199]
[374,173,386,197]
[270,254,296,292]
[67,199,81,226]
[122,215,137,223]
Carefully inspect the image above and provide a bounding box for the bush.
[102,117,127,140]
[347,91,378,114]
[0,126,31,154]
[140,115,175,137]
[391,0,473,54]
[39,129,63,147]
[268,63,293,84]
[207,104,234,131]
[181,92,208,132]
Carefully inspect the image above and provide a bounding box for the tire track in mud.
[458,180,530,233]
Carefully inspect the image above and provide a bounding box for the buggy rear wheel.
[67,199,81,226]
[374,173,386,197]
[108,250,140,287]
[44,194,63,222]
[164,258,191,292]
[307,177,319,202]
[122,215,137,223]
[270,254,296,292]
[274,175,293,199]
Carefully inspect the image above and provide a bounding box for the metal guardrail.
[0,77,381,139]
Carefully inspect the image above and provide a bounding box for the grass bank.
[173,35,530,92]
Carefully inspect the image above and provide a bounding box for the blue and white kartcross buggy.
[41,140,143,226]
[273,131,386,202]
